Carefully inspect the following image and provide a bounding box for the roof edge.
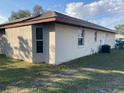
[0,11,115,33]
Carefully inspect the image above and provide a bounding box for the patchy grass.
[0,49,124,93]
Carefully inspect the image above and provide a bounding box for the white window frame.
[94,31,97,42]
[78,29,85,47]
[36,27,43,53]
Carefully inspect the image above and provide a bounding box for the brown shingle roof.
[0,11,115,33]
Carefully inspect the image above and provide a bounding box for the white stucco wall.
[4,26,33,62]
[2,24,55,64]
[55,23,115,64]
[115,34,124,39]
[2,23,115,65]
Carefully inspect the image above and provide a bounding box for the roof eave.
[0,17,56,29]
[54,18,115,33]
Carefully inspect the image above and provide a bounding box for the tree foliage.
[32,5,44,16]
[8,5,44,21]
[115,24,124,34]
[8,10,31,21]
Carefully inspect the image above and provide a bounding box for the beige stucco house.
[0,11,115,65]
[115,33,124,40]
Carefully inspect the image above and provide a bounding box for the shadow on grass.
[0,50,124,93]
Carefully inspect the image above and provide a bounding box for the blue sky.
[0,0,124,29]
[0,0,95,16]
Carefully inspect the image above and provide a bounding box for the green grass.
[0,49,124,93]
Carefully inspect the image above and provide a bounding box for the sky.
[0,0,124,29]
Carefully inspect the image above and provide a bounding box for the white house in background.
[115,33,124,40]
[0,11,115,65]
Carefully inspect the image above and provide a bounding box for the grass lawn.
[0,49,124,93]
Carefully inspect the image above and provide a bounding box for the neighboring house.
[115,33,124,41]
[0,11,115,65]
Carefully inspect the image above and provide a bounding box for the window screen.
[36,28,43,53]
[78,30,84,46]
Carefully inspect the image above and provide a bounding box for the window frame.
[78,29,85,46]
[94,31,97,42]
[36,27,43,53]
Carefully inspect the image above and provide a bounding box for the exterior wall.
[55,23,115,64]
[115,34,124,39]
[49,30,55,64]
[0,33,5,54]
[32,24,55,64]
[1,23,115,65]
[4,26,33,62]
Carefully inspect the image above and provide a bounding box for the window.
[36,41,43,53]
[94,32,97,42]
[36,28,43,40]
[78,30,84,46]
[36,28,43,53]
